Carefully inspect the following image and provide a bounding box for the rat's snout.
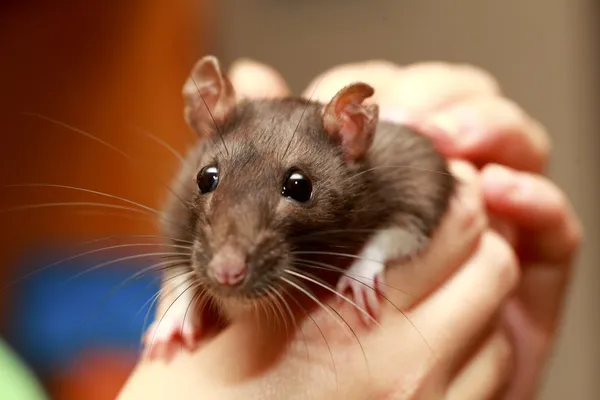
[207,244,248,287]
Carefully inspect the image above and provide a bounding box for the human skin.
[117,60,582,400]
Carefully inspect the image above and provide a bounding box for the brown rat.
[142,55,455,357]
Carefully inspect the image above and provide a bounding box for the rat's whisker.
[140,271,197,337]
[264,287,283,332]
[285,269,380,328]
[296,257,476,310]
[281,276,348,335]
[132,126,190,167]
[293,258,416,297]
[282,276,369,376]
[182,283,204,342]
[53,241,191,270]
[273,287,293,337]
[21,112,192,212]
[67,251,191,283]
[281,77,323,161]
[274,286,312,368]
[0,201,150,215]
[189,77,229,157]
[1,234,194,291]
[82,259,190,331]
[108,259,191,306]
[279,284,335,391]
[145,281,197,350]
[269,288,289,336]
[291,250,384,265]
[5,183,197,238]
[270,286,295,338]
[261,290,275,329]
[344,164,453,184]
[292,260,435,358]
[292,228,380,241]
[68,209,162,224]
[140,277,182,336]
[7,183,161,212]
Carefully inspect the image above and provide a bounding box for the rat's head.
[169,55,380,305]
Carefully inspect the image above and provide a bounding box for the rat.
[142,55,455,358]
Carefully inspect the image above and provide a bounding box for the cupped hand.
[117,58,582,400]
[119,156,519,399]
[242,58,579,399]
[227,59,582,398]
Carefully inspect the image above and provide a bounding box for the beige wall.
[215,1,599,398]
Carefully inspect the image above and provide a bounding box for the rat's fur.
[143,56,454,355]
[162,97,454,312]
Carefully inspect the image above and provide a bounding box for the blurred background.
[0,1,598,399]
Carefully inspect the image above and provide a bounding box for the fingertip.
[448,159,479,183]
[228,58,290,99]
[482,164,565,228]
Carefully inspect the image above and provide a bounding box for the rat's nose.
[208,244,248,286]
[211,263,247,286]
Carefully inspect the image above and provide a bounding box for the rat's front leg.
[336,225,427,325]
[143,268,204,360]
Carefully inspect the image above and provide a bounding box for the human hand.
[261,59,580,399]
[119,155,519,399]
[117,58,581,400]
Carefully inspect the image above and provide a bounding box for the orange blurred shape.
[48,350,138,400]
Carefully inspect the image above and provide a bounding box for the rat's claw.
[142,314,202,360]
[336,273,383,326]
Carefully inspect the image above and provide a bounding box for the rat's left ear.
[182,55,236,137]
[322,82,379,162]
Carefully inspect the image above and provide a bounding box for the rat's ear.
[182,55,236,136]
[321,82,379,162]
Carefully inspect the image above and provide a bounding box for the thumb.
[228,58,290,100]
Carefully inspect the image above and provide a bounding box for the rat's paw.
[336,269,384,327]
[142,314,202,360]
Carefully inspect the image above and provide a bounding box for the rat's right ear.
[322,82,379,162]
[182,55,236,136]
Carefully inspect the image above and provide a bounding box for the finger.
[446,328,513,400]
[411,96,550,173]
[228,58,290,100]
[410,230,520,368]
[302,61,499,116]
[383,160,486,308]
[481,164,583,264]
[377,62,501,118]
[301,60,401,103]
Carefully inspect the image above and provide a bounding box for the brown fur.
[162,96,455,306]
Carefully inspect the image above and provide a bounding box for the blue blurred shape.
[5,249,162,375]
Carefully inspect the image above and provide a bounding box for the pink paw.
[142,314,202,360]
[336,272,384,326]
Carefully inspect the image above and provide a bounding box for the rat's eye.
[197,165,219,194]
[281,169,312,203]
